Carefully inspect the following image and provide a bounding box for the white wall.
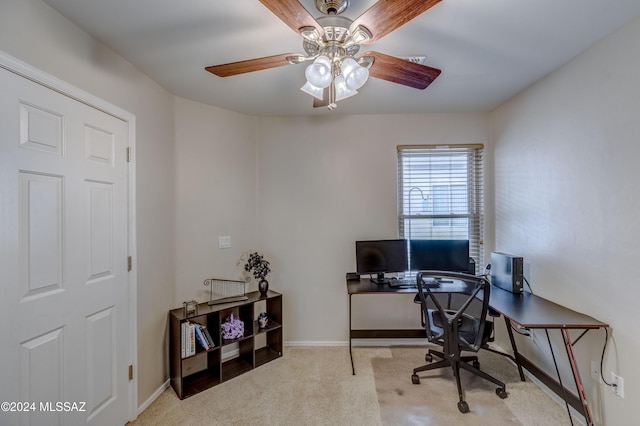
[0,0,176,408]
[174,98,257,302]
[254,114,489,343]
[490,13,640,425]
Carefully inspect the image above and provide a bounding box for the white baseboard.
[284,340,347,346]
[137,379,170,416]
[284,339,427,347]
[352,339,427,347]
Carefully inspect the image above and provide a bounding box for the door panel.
[19,172,64,300]
[19,328,64,426]
[85,307,116,421]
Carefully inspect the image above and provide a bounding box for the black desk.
[347,278,608,426]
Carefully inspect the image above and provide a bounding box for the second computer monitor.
[409,239,470,273]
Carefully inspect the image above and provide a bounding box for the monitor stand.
[370,273,389,284]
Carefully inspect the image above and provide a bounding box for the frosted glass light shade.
[305,55,332,89]
[334,75,357,101]
[341,58,359,77]
[300,81,324,100]
[344,65,368,90]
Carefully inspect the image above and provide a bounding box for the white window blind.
[397,145,484,273]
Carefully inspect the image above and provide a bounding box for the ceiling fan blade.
[259,0,324,36]
[205,54,304,77]
[364,51,441,90]
[350,0,441,43]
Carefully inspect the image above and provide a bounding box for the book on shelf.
[182,321,193,358]
[181,321,216,357]
[181,322,186,358]
[181,321,197,358]
[194,323,210,351]
[189,322,195,356]
[201,324,216,348]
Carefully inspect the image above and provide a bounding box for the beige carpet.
[129,346,571,426]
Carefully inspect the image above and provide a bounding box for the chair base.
[412,348,507,413]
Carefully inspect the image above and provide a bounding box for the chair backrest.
[416,270,491,352]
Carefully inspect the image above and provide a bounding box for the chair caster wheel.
[496,388,508,399]
[425,354,433,362]
[411,374,420,384]
[457,400,469,413]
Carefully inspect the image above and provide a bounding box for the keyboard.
[388,278,441,288]
[388,278,416,287]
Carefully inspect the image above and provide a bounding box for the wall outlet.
[610,373,624,398]
[591,360,602,383]
[218,236,231,249]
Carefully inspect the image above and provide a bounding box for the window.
[397,145,484,273]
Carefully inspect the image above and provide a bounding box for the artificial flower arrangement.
[221,313,244,340]
[244,251,271,281]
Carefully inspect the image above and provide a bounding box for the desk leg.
[562,329,594,426]
[349,294,355,375]
[504,317,526,381]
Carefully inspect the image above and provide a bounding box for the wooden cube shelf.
[169,290,283,399]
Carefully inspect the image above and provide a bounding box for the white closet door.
[0,65,132,426]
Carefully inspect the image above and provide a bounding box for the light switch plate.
[219,236,231,249]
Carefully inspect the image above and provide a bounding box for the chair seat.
[427,309,493,348]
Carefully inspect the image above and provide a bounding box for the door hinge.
[127,256,132,272]
[128,365,133,381]
[126,147,132,162]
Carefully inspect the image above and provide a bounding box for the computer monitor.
[409,239,470,273]
[356,239,407,284]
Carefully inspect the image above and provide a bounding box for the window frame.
[397,144,484,273]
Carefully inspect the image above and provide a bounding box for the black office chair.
[411,270,507,413]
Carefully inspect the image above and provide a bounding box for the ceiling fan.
[205,0,442,109]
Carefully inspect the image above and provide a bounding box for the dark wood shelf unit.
[169,290,283,399]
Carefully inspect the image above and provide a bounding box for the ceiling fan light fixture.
[300,81,324,100]
[206,0,444,110]
[305,55,332,88]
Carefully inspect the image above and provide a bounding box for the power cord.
[482,263,491,279]
[599,328,615,387]
[523,276,534,294]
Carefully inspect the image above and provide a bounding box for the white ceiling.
[42,0,640,116]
